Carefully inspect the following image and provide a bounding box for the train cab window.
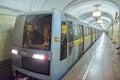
[60,22,67,60]
[23,14,52,51]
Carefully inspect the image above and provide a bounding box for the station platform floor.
[62,33,120,80]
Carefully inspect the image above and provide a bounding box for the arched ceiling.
[0,0,120,30]
[63,0,120,29]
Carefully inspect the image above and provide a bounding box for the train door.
[83,27,88,52]
[60,22,67,61]
[83,27,91,52]
[67,20,74,67]
[89,28,92,47]
[72,23,80,62]
[78,25,83,57]
[50,11,68,80]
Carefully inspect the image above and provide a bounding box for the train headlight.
[32,54,48,60]
[11,49,18,55]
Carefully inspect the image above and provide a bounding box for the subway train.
[11,10,102,80]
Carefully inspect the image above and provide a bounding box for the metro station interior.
[0,0,120,80]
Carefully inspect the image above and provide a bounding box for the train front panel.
[12,12,53,80]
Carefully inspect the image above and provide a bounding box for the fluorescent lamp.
[97,20,103,23]
[93,11,101,17]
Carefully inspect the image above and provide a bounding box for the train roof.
[17,10,101,30]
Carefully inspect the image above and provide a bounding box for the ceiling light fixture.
[93,4,101,21]
[97,19,103,23]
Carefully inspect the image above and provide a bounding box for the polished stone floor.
[62,33,120,80]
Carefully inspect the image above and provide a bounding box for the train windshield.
[23,14,52,51]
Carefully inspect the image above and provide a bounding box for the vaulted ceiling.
[0,0,120,30]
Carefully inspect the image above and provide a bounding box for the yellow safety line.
[73,34,96,46]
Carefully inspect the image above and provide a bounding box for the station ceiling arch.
[0,0,120,29]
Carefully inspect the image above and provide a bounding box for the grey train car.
[11,10,101,80]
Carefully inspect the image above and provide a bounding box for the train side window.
[60,22,67,60]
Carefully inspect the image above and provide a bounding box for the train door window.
[93,29,94,34]
[87,28,89,36]
[86,27,88,37]
[23,14,52,51]
[88,28,90,36]
[78,25,82,38]
[88,28,89,36]
[60,22,67,60]
[68,21,73,42]
[80,26,83,38]
[85,27,89,37]
[93,29,95,35]
[89,28,91,35]
[83,27,86,37]
[79,25,83,40]
[67,21,73,56]
[73,23,79,40]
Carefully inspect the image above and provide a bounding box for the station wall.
[0,15,16,61]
